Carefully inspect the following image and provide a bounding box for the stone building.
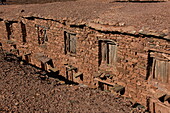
[0,0,170,113]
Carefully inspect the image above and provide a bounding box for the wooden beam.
[73,72,83,78]
[145,47,170,54]
[94,78,115,86]
[48,67,59,73]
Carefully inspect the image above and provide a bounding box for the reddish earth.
[0,0,169,35]
[0,50,145,112]
[4,0,77,5]
[0,0,166,112]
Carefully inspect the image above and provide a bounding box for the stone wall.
[0,17,170,113]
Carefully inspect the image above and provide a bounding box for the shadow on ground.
[3,52,78,85]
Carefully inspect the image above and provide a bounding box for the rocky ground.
[0,0,169,35]
[0,50,145,113]
[2,0,77,5]
[0,0,161,112]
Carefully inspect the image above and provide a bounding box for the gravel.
[0,50,145,113]
[0,0,169,34]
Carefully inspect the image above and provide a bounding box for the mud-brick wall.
[114,35,149,105]
[94,33,170,106]
[0,20,23,53]
[1,17,169,108]
[87,33,150,106]
[0,20,6,44]
[0,21,11,52]
[17,18,100,85]
[122,35,169,106]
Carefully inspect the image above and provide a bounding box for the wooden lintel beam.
[145,47,170,54]
[94,78,114,86]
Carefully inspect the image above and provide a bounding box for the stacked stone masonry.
[0,17,170,113]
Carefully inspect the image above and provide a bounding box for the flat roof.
[0,0,169,38]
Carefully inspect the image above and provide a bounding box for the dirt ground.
[0,0,169,34]
[0,0,165,112]
[0,50,145,113]
[3,0,77,5]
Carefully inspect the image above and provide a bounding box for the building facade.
[0,16,170,113]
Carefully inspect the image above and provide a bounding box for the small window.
[64,31,77,55]
[5,21,17,40]
[149,51,170,83]
[99,40,117,66]
[5,22,12,40]
[151,58,170,83]
[35,24,48,44]
[21,22,27,43]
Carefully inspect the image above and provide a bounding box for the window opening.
[149,52,170,83]
[99,40,117,66]
[5,22,12,40]
[152,58,170,83]
[21,21,27,43]
[35,24,49,44]
[64,31,77,55]
[5,21,17,40]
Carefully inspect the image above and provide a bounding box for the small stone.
[36,93,40,96]
[162,29,169,34]
[164,36,170,39]
[20,61,24,65]
[15,102,19,106]
[139,29,143,33]
[79,84,88,88]
[118,22,125,26]
[130,31,136,34]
